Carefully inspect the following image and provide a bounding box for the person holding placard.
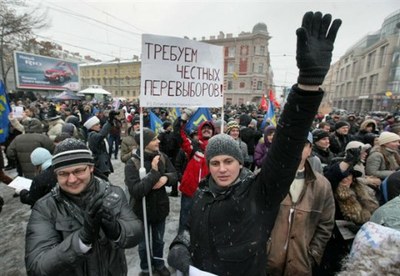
[167,11,342,275]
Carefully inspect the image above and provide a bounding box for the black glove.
[100,204,121,241]
[167,244,192,274]
[296,11,342,85]
[344,147,361,166]
[79,193,103,245]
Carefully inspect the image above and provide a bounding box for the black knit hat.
[335,121,350,131]
[52,138,93,171]
[312,129,330,143]
[205,134,244,165]
[134,128,157,149]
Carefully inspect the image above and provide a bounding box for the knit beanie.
[134,128,157,149]
[52,138,93,171]
[225,121,240,135]
[205,134,244,165]
[30,147,52,171]
[378,131,400,146]
[312,129,330,143]
[83,116,100,130]
[335,121,350,131]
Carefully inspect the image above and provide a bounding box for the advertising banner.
[140,34,224,108]
[14,51,80,91]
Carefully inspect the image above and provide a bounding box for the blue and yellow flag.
[149,111,163,135]
[168,108,181,123]
[185,108,212,133]
[260,99,276,130]
[0,80,10,143]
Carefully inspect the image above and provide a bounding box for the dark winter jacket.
[312,145,335,167]
[87,121,113,175]
[7,133,54,179]
[158,129,180,164]
[173,86,324,276]
[25,177,143,276]
[329,132,354,156]
[124,150,178,223]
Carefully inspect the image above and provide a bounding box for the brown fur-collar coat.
[335,181,379,225]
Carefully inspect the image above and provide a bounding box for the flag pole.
[139,107,153,276]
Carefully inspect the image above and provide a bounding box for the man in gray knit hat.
[25,138,143,276]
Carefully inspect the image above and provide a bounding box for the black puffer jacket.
[124,150,178,223]
[25,177,143,276]
[87,121,113,175]
[172,86,324,276]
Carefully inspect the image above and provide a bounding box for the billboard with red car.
[14,51,80,91]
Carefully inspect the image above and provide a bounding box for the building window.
[226,98,232,105]
[259,46,265,55]
[228,81,233,90]
[359,77,367,95]
[258,63,263,74]
[239,82,245,88]
[104,69,107,75]
[369,74,378,94]
[240,45,248,55]
[345,65,350,80]
[380,45,388,67]
[228,62,234,73]
[228,47,235,58]
[257,81,263,90]
[352,61,358,77]
[367,51,376,71]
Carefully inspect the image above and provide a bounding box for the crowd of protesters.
[1,11,400,276]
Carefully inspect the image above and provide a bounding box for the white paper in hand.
[8,176,32,191]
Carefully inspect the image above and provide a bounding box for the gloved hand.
[167,244,192,274]
[296,11,342,85]
[100,204,121,241]
[344,147,361,166]
[79,193,103,245]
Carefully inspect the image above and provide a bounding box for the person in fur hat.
[321,146,379,274]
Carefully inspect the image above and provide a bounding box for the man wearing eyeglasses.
[25,138,143,276]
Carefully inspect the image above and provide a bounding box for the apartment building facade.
[201,23,274,106]
[325,9,400,113]
[79,59,141,101]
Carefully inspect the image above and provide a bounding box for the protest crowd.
[1,11,400,276]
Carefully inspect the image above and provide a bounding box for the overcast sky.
[27,0,399,91]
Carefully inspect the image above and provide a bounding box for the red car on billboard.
[44,62,75,83]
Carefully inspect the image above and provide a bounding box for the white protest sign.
[140,34,224,108]
[12,106,24,118]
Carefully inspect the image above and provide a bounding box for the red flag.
[259,94,268,111]
[268,90,281,109]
